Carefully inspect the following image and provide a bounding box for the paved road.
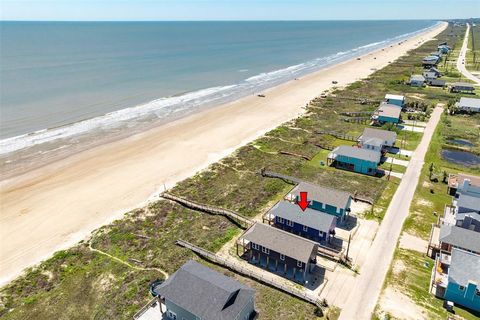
[338,106,444,320]
[456,23,480,85]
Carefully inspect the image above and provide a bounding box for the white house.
[456,97,480,113]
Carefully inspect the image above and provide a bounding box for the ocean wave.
[0,21,440,156]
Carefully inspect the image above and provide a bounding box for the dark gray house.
[238,223,318,283]
[427,79,446,87]
[455,211,480,232]
[439,224,480,254]
[267,200,336,242]
[287,182,352,222]
[152,260,256,320]
[450,82,475,94]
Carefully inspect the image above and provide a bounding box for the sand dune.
[0,22,447,286]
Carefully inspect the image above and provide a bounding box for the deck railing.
[161,193,252,228]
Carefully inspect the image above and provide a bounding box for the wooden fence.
[161,193,252,228]
[342,117,370,124]
[260,169,302,184]
[339,111,374,117]
[279,150,312,161]
[175,239,324,308]
[315,130,358,142]
[329,96,381,105]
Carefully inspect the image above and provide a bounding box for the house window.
[286,219,294,227]
[319,231,324,237]
[459,285,465,291]
[303,225,308,232]
[262,247,270,254]
[167,311,177,320]
[277,217,284,224]
[297,260,303,268]
[280,254,285,261]
[252,243,259,250]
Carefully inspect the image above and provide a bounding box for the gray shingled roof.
[364,137,384,147]
[329,145,381,163]
[457,193,480,212]
[410,74,426,82]
[458,97,480,109]
[452,82,475,89]
[428,79,446,86]
[242,223,318,263]
[377,103,402,119]
[154,260,255,320]
[359,127,397,145]
[456,211,480,223]
[290,182,352,209]
[439,225,480,252]
[268,200,336,233]
[449,248,480,286]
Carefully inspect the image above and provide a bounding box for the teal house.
[443,248,480,312]
[372,103,401,124]
[384,94,405,108]
[152,260,256,320]
[327,145,381,176]
[287,182,352,223]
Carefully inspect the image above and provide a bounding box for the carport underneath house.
[237,223,319,283]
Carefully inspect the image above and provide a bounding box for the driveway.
[397,124,425,133]
[338,106,444,320]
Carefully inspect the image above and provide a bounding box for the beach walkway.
[338,105,444,320]
[457,23,480,85]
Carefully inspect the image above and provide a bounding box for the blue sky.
[1,0,478,21]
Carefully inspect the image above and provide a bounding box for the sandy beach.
[0,22,446,286]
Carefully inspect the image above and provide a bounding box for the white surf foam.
[0,21,440,157]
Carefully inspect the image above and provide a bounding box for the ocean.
[0,20,438,172]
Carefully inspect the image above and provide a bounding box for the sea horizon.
[0,20,439,175]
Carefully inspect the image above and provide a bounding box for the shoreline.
[0,21,447,286]
[0,22,440,180]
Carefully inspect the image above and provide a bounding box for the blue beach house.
[443,248,480,312]
[239,223,318,283]
[287,182,352,223]
[267,201,337,244]
[372,103,401,124]
[384,94,405,108]
[327,145,381,176]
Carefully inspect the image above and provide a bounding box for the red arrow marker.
[297,191,310,211]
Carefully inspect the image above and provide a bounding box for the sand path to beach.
[0,22,446,286]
